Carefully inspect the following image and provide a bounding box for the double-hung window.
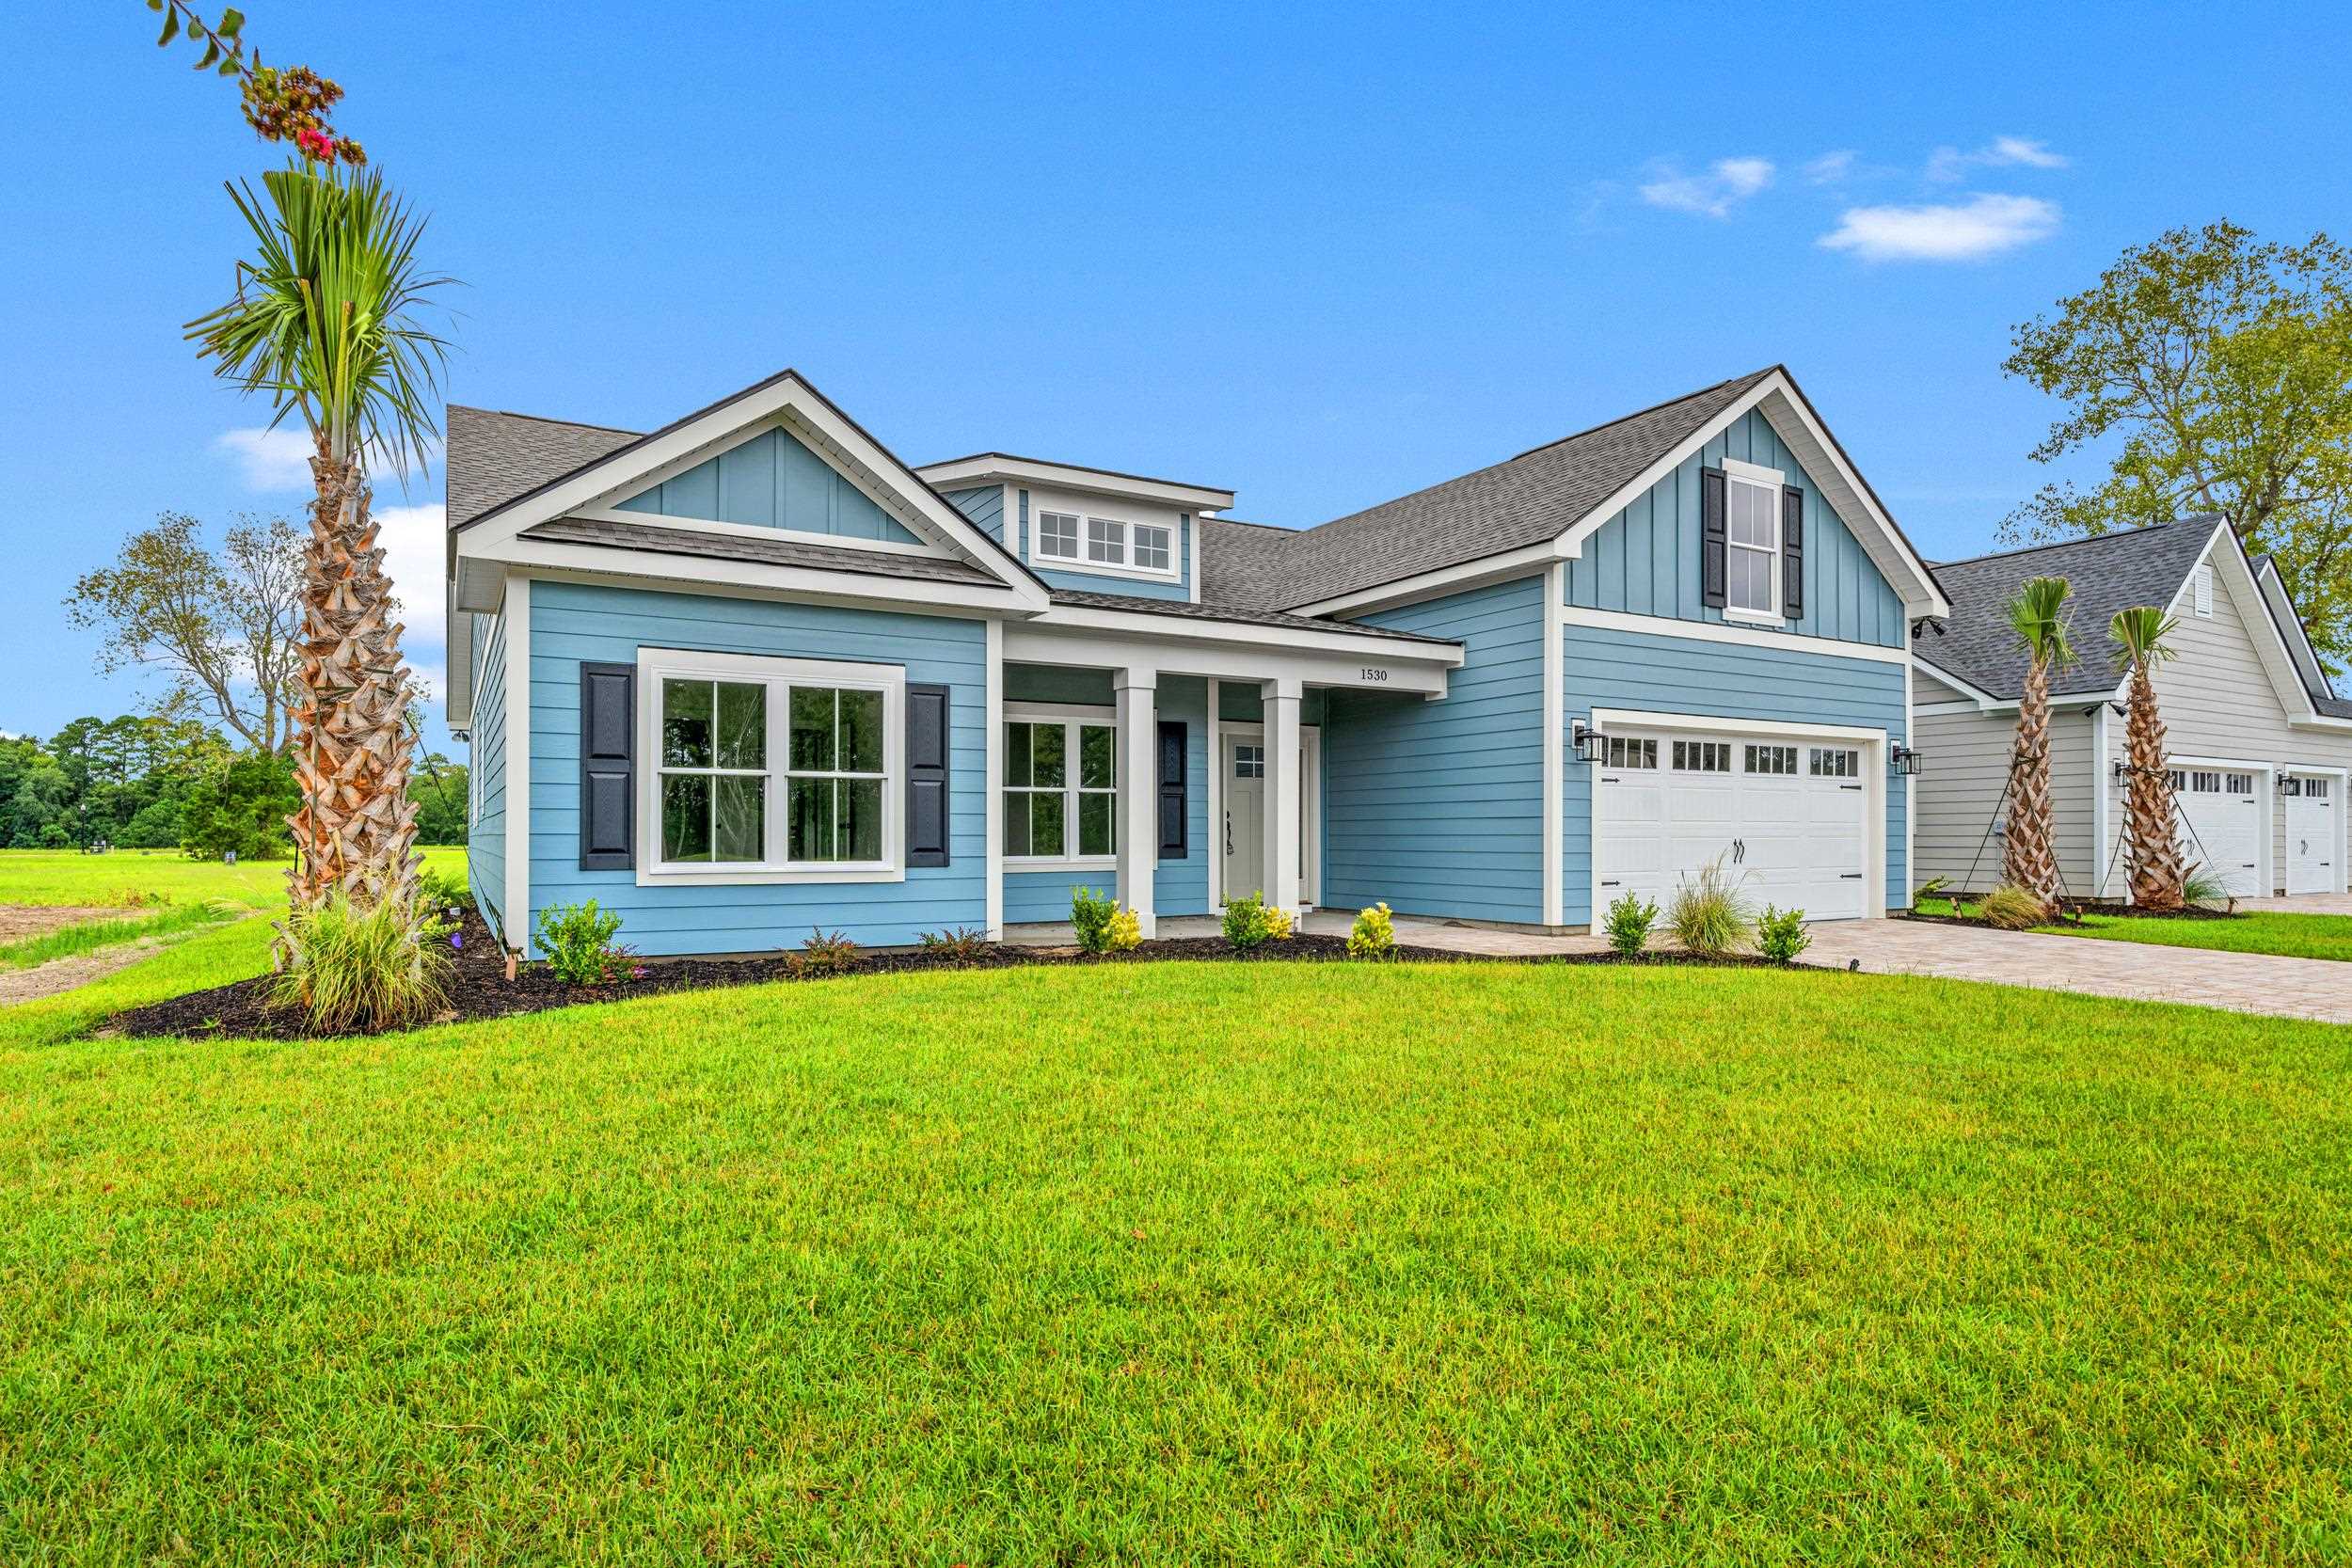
[1723,461,1782,622]
[639,650,902,882]
[1005,709,1117,862]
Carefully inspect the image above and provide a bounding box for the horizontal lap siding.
[468,609,509,940]
[1915,706,2097,895]
[526,580,987,956]
[1568,409,1904,648]
[1000,675,1212,922]
[1558,624,1909,922]
[1323,577,1545,924]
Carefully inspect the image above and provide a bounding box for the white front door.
[1594,731,1874,920]
[2284,774,2341,895]
[1221,729,1316,907]
[2171,767,2265,897]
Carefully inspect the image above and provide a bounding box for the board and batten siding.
[1567,408,1904,648]
[1322,576,1547,924]
[998,671,1212,923]
[2096,559,2352,893]
[1913,702,2098,895]
[523,579,988,955]
[467,606,510,940]
[1559,624,1911,922]
[1013,487,1194,601]
[614,426,925,546]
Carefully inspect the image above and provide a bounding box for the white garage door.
[2170,768,2264,897]
[1594,729,1874,921]
[2283,774,2341,895]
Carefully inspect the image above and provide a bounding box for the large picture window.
[638,650,902,882]
[1005,709,1117,862]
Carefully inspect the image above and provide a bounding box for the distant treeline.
[0,715,467,858]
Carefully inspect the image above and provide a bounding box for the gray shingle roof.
[1044,587,1457,646]
[1197,369,1779,610]
[1915,520,2220,700]
[522,516,1008,588]
[446,404,640,528]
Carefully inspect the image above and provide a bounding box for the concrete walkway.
[1011,901,2351,1023]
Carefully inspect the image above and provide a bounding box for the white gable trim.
[914,453,1233,512]
[1555,371,1946,618]
[2252,555,2338,698]
[454,372,1050,610]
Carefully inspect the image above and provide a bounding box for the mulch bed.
[1903,901,2244,931]
[108,907,1788,1041]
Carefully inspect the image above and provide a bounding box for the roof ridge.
[1503,366,1779,464]
[1932,516,2213,572]
[448,403,643,437]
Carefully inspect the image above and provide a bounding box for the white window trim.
[1028,505,1182,583]
[1002,702,1121,871]
[632,646,906,887]
[1721,458,1786,626]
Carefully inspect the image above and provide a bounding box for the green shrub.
[787,928,861,978]
[1756,905,1811,962]
[1347,902,1396,959]
[418,863,474,913]
[273,893,452,1033]
[1666,858,1754,957]
[1071,886,1120,955]
[1222,890,1295,951]
[1978,883,2047,930]
[1106,907,1142,952]
[2181,865,2232,910]
[1602,891,1658,957]
[918,927,988,963]
[535,899,631,986]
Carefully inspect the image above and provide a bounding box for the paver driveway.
[1799,917,2352,1024]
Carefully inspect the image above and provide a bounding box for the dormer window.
[1134,524,1172,572]
[1038,511,1081,560]
[1087,516,1125,562]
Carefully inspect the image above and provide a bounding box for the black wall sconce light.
[1890,742,1922,776]
[1571,718,1608,764]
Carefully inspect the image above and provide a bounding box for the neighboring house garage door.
[2170,768,2265,897]
[2283,774,2341,895]
[1594,729,1874,922]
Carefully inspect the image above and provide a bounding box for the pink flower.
[294,126,336,161]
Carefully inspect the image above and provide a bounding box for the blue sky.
[3,1,2345,752]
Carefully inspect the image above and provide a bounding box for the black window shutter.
[1155,721,1187,859]
[905,683,950,868]
[1781,483,1805,621]
[578,661,635,871]
[1700,467,1728,609]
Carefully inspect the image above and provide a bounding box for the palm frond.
[2005,576,2078,669]
[185,161,455,478]
[2109,605,2179,670]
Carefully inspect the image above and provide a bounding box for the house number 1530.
[1359,668,1389,682]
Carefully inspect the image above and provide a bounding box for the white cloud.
[1803,150,1857,185]
[1818,193,2061,262]
[215,426,315,491]
[1926,135,2069,182]
[374,500,448,697]
[1638,156,1774,217]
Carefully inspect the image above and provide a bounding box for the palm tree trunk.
[2121,657,2186,911]
[283,436,420,915]
[2004,655,2062,911]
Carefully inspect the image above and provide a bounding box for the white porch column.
[1115,666,1159,939]
[1262,675,1303,919]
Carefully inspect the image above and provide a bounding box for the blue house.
[443,365,1949,955]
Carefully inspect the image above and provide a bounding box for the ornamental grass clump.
[1347,902,1396,959]
[1603,891,1658,957]
[1666,858,1754,957]
[1756,905,1812,963]
[1978,883,2046,931]
[272,889,450,1032]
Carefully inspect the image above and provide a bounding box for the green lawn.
[4,929,2348,1561]
[1916,895,2352,962]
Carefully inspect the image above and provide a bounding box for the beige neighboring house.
[1912,516,2352,899]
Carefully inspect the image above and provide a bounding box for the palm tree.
[2110,606,2189,911]
[2001,576,2075,913]
[187,162,452,920]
